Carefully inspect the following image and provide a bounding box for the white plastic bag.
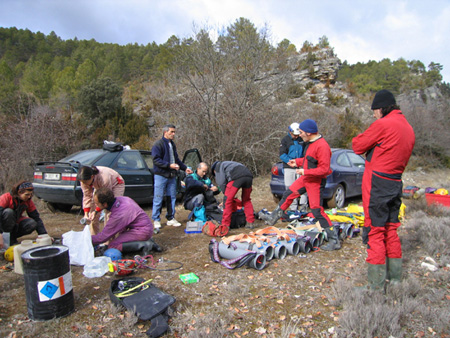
[62,225,94,266]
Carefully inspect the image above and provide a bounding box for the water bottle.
[83,256,112,278]
[2,232,10,249]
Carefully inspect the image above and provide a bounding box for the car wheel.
[327,184,345,209]
[47,202,73,213]
[46,202,58,213]
[57,203,73,213]
[272,194,281,203]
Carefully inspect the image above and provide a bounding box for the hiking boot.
[320,226,341,251]
[167,219,181,227]
[265,206,283,226]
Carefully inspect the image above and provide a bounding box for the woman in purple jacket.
[91,187,156,254]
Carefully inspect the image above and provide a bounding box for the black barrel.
[22,245,75,320]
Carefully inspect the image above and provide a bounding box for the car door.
[111,150,153,204]
[179,149,202,193]
[347,151,365,197]
[334,151,357,195]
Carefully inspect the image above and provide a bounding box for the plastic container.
[22,245,74,320]
[83,256,112,278]
[2,232,10,249]
[14,240,35,274]
[425,193,450,207]
[37,234,52,246]
[185,221,203,234]
[179,273,199,284]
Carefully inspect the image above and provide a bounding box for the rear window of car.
[59,150,106,165]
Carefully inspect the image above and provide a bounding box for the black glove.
[362,226,371,244]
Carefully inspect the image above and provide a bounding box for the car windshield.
[59,149,105,165]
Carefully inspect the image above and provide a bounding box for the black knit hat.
[211,161,219,176]
[371,89,396,110]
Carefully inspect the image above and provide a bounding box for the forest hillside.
[1,18,449,192]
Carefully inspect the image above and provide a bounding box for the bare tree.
[159,18,294,174]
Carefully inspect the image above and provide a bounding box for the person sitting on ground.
[184,162,220,211]
[91,187,159,255]
[0,181,49,248]
[77,165,125,235]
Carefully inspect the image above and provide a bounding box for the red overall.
[280,136,333,229]
[352,110,415,264]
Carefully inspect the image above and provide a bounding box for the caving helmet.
[434,188,449,195]
[288,122,300,135]
[103,248,122,261]
[4,246,16,262]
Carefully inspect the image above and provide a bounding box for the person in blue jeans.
[151,124,193,233]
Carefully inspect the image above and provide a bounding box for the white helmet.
[289,122,300,135]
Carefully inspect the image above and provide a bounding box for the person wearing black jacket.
[211,161,255,234]
[184,162,219,211]
[151,124,193,232]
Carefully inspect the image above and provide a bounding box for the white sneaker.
[167,219,181,227]
[153,220,161,233]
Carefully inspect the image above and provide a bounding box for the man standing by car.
[279,122,307,211]
[151,124,193,233]
[352,89,415,290]
[265,119,340,251]
[184,162,219,211]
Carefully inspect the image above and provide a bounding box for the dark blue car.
[270,148,365,209]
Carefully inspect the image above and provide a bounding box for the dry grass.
[1,170,449,337]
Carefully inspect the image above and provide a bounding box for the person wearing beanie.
[279,122,307,212]
[264,119,340,251]
[352,89,415,291]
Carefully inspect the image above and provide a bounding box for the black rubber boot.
[266,206,283,226]
[386,258,402,285]
[122,239,162,256]
[320,226,341,251]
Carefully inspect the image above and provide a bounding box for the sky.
[1,0,450,82]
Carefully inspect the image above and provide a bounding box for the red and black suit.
[279,136,333,229]
[352,110,415,264]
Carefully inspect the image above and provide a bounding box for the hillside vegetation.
[1,18,449,192]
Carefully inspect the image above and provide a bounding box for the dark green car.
[33,147,202,212]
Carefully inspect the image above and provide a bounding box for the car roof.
[59,148,141,165]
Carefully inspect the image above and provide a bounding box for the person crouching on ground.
[265,119,340,251]
[91,187,154,254]
[184,162,220,211]
[77,165,125,235]
[0,181,49,248]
